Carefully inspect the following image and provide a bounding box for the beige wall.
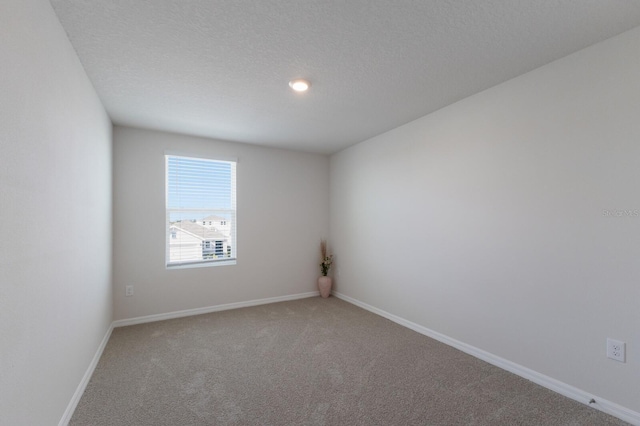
[330,27,640,413]
[0,0,113,423]
[113,126,330,320]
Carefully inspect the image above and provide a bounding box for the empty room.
[1,0,639,425]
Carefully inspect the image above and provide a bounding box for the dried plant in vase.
[318,240,333,298]
[320,239,333,276]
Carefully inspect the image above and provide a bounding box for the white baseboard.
[332,291,640,426]
[58,323,114,426]
[113,291,320,328]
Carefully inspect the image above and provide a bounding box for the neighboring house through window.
[166,154,237,267]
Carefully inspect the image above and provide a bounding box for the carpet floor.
[70,297,629,425]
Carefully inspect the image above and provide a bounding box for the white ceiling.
[50,1,640,154]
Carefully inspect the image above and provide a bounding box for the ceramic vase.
[318,276,332,298]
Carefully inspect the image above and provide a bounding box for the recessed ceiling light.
[289,79,311,92]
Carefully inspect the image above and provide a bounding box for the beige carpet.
[71,297,629,425]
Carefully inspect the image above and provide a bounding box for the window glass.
[166,155,237,267]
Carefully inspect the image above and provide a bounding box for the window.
[166,155,237,267]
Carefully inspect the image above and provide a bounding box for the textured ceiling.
[50,1,640,154]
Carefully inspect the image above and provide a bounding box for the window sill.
[166,259,236,270]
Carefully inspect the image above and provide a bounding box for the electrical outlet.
[606,338,625,362]
[125,285,134,297]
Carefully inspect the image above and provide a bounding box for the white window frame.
[165,153,237,269]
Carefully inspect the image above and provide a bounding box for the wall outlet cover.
[606,338,625,362]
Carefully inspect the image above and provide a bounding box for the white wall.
[113,126,329,320]
[0,0,113,424]
[330,27,640,413]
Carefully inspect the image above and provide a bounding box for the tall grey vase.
[318,276,332,298]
